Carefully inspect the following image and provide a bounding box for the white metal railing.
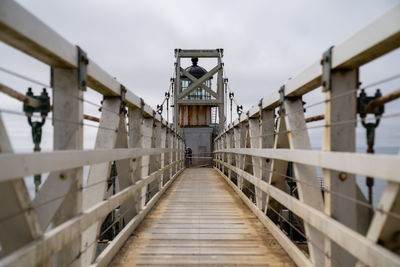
[0,1,185,266]
[214,4,400,267]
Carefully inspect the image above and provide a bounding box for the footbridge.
[0,1,400,266]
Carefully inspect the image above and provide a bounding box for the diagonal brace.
[180,68,219,99]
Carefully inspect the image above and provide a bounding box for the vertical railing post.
[171,132,176,175]
[115,107,135,223]
[221,134,226,174]
[249,116,263,209]
[216,138,219,168]
[169,128,174,180]
[219,137,223,171]
[261,108,274,212]
[226,130,232,179]
[324,68,359,266]
[265,110,289,222]
[153,120,162,194]
[284,98,325,267]
[159,123,167,190]
[139,116,153,208]
[164,127,171,185]
[176,135,180,171]
[128,107,141,213]
[174,134,179,174]
[50,67,84,266]
[81,97,121,266]
[216,138,220,169]
[180,138,184,170]
[234,124,244,190]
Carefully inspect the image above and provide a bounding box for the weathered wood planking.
[110,168,294,266]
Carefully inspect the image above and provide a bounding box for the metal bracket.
[140,97,145,118]
[23,87,51,118]
[357,89,384,118]
[174,49,181,58]
[217,48,224,57]
[278,85,285,115]
[236,105,243,116]
[120,85,127,114]
[357,88,384,153]
[156,104,163,115]
[77,46,88,91]
[321,46,334,92]
[120,85,127,103]
[258,98,263,117]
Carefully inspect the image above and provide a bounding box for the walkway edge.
[214,167,313,267]
[92,167,185,267]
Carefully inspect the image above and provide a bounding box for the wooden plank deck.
[110,168,295,266]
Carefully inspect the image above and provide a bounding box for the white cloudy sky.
[0,0,399,152]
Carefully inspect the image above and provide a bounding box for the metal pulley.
[156,104,163,115]
[357,88,384,204]
[237,105,243,116]
[23,87,50,193]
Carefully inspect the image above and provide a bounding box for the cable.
[0,65,51,88]
[0,108,118,132]
[267,204,340,266]
[217,159,400,221]
[0,161,182,232]
[0,65,122,117]
[64,187,158,267]
[250,111,400,139]
[0,168,129,226]
[217,73,400,135]
[219,164,339,264]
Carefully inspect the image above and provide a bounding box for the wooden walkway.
[110,168,295,266]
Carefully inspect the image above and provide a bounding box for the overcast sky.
[0,0,399,152]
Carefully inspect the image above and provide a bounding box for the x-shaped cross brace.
[177,64,221,100]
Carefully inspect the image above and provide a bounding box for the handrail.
[215,148,400,183]
[0,148,182,182]
[0,0,184,138]
[0,160,184,267]
[214,160,400,267]
[0,0,399,266]
[0,1,187,266]
[215,3,400,140]
[212,4,400,267]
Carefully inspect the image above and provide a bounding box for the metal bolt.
[338,172,347,181]
[132,158,136,162]
[59,173,66,180]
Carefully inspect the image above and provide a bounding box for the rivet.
[339,172,347,181]
[59,173,66,180]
